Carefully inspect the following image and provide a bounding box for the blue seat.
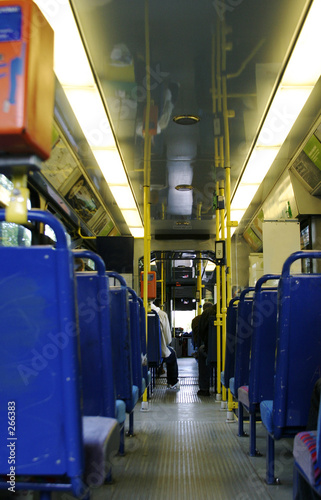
[107,272,139,437]
[73,249,126,455]
[128,288,145,396]
[237,275,279,456]
[147,310,163,388]
[260,251,321,484]
[221,296,239,389]
[229,288,254,405]
[0,210,119,500]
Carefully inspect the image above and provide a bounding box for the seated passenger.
[151,299,180,390]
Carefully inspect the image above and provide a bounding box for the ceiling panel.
[71,0,312,237]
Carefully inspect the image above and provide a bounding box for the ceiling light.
[173,115,200,125]
[241,147,279,184]
[34,0,144,238]
[175,184,193,191]
[130,228,144,238]
[121,210,143,227]
[233,0,321,228]
[92,149,128,185]
[232,185,259,209]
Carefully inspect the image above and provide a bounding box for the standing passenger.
[191,302,213,350]
[151,299,180,390]
[197,302,217,397]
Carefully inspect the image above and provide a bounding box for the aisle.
[85,358,293,500]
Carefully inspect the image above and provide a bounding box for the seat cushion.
[116,399,126,424]
[220,371,225,387]
[260,400,274,434]
[293,431,321,488]
[238,385,249,408]
[82,416,120,487]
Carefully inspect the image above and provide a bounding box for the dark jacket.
[191,314,202,348]
[198,304,217,352]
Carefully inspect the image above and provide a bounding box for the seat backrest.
[147,310,162,365]
[73,249,115,418]
[107,272,134,410]
[128,288,144,395]
[223,296,239,388]
[273,251,321,438]
[249,275,279,405]
[234,287,255,393]
[0,210,83,481]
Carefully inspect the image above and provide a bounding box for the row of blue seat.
[221,251,321,487]
[0,210,153,500]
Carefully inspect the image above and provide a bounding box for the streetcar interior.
[1,1,321,499]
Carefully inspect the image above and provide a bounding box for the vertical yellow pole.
[216,16,228,404]
[142,0,151,407]
[161,252,164,307]
[221,9,236,419]
[220,180,227,404]
[215,180,222,399]
[197,253,202,316]
[5,174,29,224]
[222,20,232,306]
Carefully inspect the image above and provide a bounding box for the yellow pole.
[159,252,166,308]
[219,180,227,404]
[215,180,222,399]
[222,19,232,306]
[197,253,202,316]
[216,16,227,403]
[6,174,29,224]
[212,31,222,400]
[142,0,151,407]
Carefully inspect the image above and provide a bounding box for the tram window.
[0,174,11,206]
[83,258,95,270]
[44,224,57,242]
[300,219,313,273]
[171,309,194,333]
[0,222,31,247]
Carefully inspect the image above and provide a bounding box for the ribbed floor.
[89,358,293,500]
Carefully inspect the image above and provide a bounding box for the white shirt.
[151,304,172,358]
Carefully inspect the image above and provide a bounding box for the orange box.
[140,271,157,300]
[0,0,54,159]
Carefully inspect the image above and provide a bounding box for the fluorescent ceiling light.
[64,89,116,148]
[130,228,145,238]
[241,147,279,184]
[34,0,143,238]
[282,0,321,86]
[92,149,128,185]
[230,209,246,223]
[121,210,143,227]
[232,185,259,210]
[233,0,321,227]
[257,87,312,147]
[109,186,137,209]
[34,0,94,87]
